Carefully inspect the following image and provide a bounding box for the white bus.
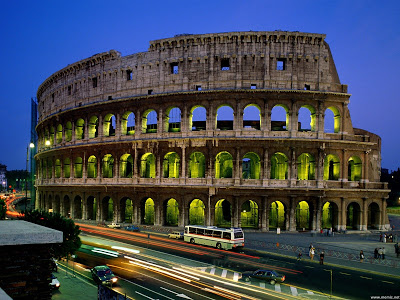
[184,225,244,250]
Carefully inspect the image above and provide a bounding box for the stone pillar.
[363,150,370,183]
[261,196,268,231]
[362,198,368,231]
[340,197,347,231]
[341,149,347,182]
[289,147,296,184]
[317,147,324,187]
[84,117,89,141]
[235,100,243,136]
[133,145,139,181]
[115,155,119,179]
[82,152,87,180]
[317,100,324,138]
[316,197,322,231]
[289,196,296,231]
[263,148,269,186]
[233,196,239,228]
[181,145,186,179]
[98,114,104,139]
[266,106,272,132]
[261,101,268,134]
[235,148,240,184]
[71,121,76,143]
[115,113,121,139]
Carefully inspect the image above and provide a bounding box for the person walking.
[378,247,383,260]
[319,251,325,265]
[309,247,315,260]
[360,250,365,263]
[297,252,302,261]
[380,233,383,242]
[382,247,386,260]
[383,234,387,243]
[395,243,399,258]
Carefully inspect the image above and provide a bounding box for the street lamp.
[25,143,35,212]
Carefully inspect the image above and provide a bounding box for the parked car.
[107,223,121,229]
[168,231,184,239]
[90,265,118,285]
[124,225,140,232]
[241,269,285,285]
[50,273,60,289]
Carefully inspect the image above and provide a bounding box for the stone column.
[363,150,370,183]
[133,145,139,181]
[235,148,240,184]
[71,121,76,143]
[289,196,296,231]
[362,198,368,230]
[341,149,347,182]
[317,147,324,187]
[316,196,322,231]
[181,145,186,179]
[98,114,104,139]
[115,113,121,139]
[235,100,243,136]
[289,147,296,184]
[340,197,347,231]
[261,196,268,231]
[317,100,324,138]
[263,148,269,186]
[233,196,239,228]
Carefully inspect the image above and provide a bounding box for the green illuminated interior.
[120,154,133,178]
[102,154,114,178]
[144,198,154,225]
[188,152,206,178]
[107,198,113,221]
[74,157,83,178]
[215,152,233,178]
[124,198,133,222]
[47,159,53,178]
[189,199,205,225]
[63,158,70,178]
[140,153,156,178]
[322,202,333,228]
[324,154,340,180]
[103,114,115,137]
[65,121,72,142]
[87,155,97,178]
[348,156,362,181]
[55,159,61,178]
[165,198,179,226]
[326,106,341,133]
[295,201,310,229]
[163,152,180,178]
[241,200,259,228]
[50,126,54,145]
[242,152,261,179]
[346,202,360,229]
[269,201,285,229]
[297,153,316,180]
[75,118,85,140]
[215,199,231,227]
[56,124,63,144]
[88,116,98,138]
[270,152,288,179]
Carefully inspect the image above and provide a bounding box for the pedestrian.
[380,233,383,242]
[378,247,383,259]
[309,247,315,260]
[360,250,364,263]
[319,251,325,265]
[382,247,385,260]
[374,248,378,259]
[395,243,399,258]
[383,234,387,243]
[309,243,313,256]
[297,252,302,261]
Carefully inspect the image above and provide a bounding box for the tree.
[0,199,6,220]
[19,210,81,259]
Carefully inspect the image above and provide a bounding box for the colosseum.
[35,31,390,232]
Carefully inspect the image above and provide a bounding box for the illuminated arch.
[88,116,99,138]
[188,152,206,178]
[269,201,286,229]
[63,158,70,178]
[165,107,181,132]
[243,104,261,130]
[86,196,97,221]
[120,154,133,178]
[216,105,234,130]
[102,154,114,178]
[101,196,113,221]
[140,153,156,178]
[55,159,61,178]
[322,201,339,230]
[324,106,341,133]
[271,104,289,131]
[215,151,233,178]
[87,155,97,178]
[189,199,205,225]
[65,121,72,142]
[74,157,82,178]
[142,109,157,133]
[142,198,154,225]
[347,202,361,230]
[75,118,85,140]
[241,200,259,228]
[297,153,316,180]
[120,197,133,223]
[73,195,82,219]
[62,195,70,217]
[215,199,231,227]
[103,114,116,137]
[56,124,63,144]
[49,126,54,145]
[163,152,180,178]
[348,156,362,181]
[242,152,261,179]
[270,152,288,179]
[165,198,179,226]
[298,105,316,131]
[121,111,135,136]
[295,201,311,230]
[47,159,53,178]
[189,106,206,131]
[324,154,340,180]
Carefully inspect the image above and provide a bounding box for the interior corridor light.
[29,143,35,148]
[45,140,51,146]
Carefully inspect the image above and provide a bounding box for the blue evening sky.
[0,0,399,171]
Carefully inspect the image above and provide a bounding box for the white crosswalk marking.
[290,286,298,296]
[221,269,227,278]
[307,291,314,295]
[275,283,281,292]
[209,268,215,275]
[233,272,239,281]
[200,267,206,272]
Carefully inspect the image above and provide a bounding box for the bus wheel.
[190,238,195,244]
[216,243,222,249]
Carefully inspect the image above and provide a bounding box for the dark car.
[241,269,285,285]
[124,225,140,232]
[90,265,118,285]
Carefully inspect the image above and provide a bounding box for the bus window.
[205,229,213,236]
[234,232,244,239]
[223,232,231,239]
[213,231,222,238]
[197,228,205,235]
[189,227,196,234]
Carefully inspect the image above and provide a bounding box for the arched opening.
[215,151,233,178]
[65,121,72,142]
[55,159,61,178]
[140,153,156,178]
[322,201,339,230]
[347,202,361,230]
[101,197,113,222]
[243,104,261,130]
[102,154,114,178]
[75,118,85,140]
[88,116,99,138]
[190,106,206,131]
[73,195,82,219]
[63,158,71,178]
[120,154,133,178]
[324,154,340,180]
[270,152,288,179]
[269,201,286,229]
[62,195,70,217]
[87,155,97,178]
[142,198,154,225]
[242,152,261,179]
[324,106,341,133]
[296,201,311,230]
[297,153,316,180]
[188,152,206,178]
[271,105,289,131]
[54,195,60,214]
[348,156,362,181]
[120,197,133,223]
[165,107,181,132]
[103,114,116,137]
[49,126,54,145]
[121,111,135,136]
[86,196,97,221]
[216,105,234,130]
[215,199,231,227]
[189,199,205,225]
[165,198,179,226]
[368,202,380,229]
[47,159,53,178]
[241,200,259,228]
[163,152,180,178]
[74,157,82,178]
[56,124,63,144]
[142,109,157,133]
[298,105,316,132]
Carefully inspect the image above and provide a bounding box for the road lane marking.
[200,267,206,272]
[221,269,227,278]
[290,286,298,296]
[360,276,372,280]
[210,268,216,275]
[381,280,394,284]
[339,272,351,276]
[275,283,281,292]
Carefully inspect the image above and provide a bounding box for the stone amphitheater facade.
[35,31,390,231]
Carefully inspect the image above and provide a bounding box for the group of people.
[373,247,386,259]
[380,233,398,243]
[297,244,325,265]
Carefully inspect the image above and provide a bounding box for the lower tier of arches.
[35,185,390,231]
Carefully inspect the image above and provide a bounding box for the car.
[107,223,121,229]
[241,269,285,285]
[124,225,140,232]
[50,273,60,289]
[168,231,184,239]
[90,265,118,286]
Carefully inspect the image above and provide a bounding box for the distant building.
[0,164,7,191]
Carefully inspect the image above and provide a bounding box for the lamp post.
[25,143,35,212]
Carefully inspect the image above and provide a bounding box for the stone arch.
[163,152,180,178]
[54,195,61,214]
[48,194,53,212]
[347,202,361,230]
[102,154,114,178]
[215,151,233,178]
[189,199,205,225]
[324,154,340,180]
[243,104,261,130]
[241,200,259,228]
[269,201,286,230]
[142,109,157,133]
[74,157,83,178]
[270,152,288,179]
[55,159,61,178]
[62,195,70,217]
[271,104,289,131]
[141,197,155,225]
[368,202,381,229]
[87,155,97,178]
[103,113,116,137]
[348,156,362,181]
[120,197,133,223]
[56,124,63,144]
[47,159,53,179]
[140,153,156,178]
[88,116,99,138]
[298,105,316,132]
[65,121,72,142]
[75,118,85,140]
[100,196,114,222]
[322,201,339,230]
[120,154,133,178]
[63,157,71,178]
[215,199,231,227]
[324,106,341,133]
[121,111,135,136]
[49,126,55,145]
[189,105,206,131]
[165,107,181,132]
[86,196,97,221]
[297,153,316,180]
[242,152,261,179]
[188,152,206,178]
[296,200,312,230]
[73,195,82,219]
[216,105,234,130]
[165,198,179,226]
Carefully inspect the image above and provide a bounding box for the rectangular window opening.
[148,89,153,95]
[126,70,133,81]
[108,96,113,100]
[68,85,71,95]
[304,84,310,90]
[276,59,286,71]
[251,84,257,90]
[171,62,179,74]
[196,85,202,91]
[221,58,230,71]
[92,77,97,88]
